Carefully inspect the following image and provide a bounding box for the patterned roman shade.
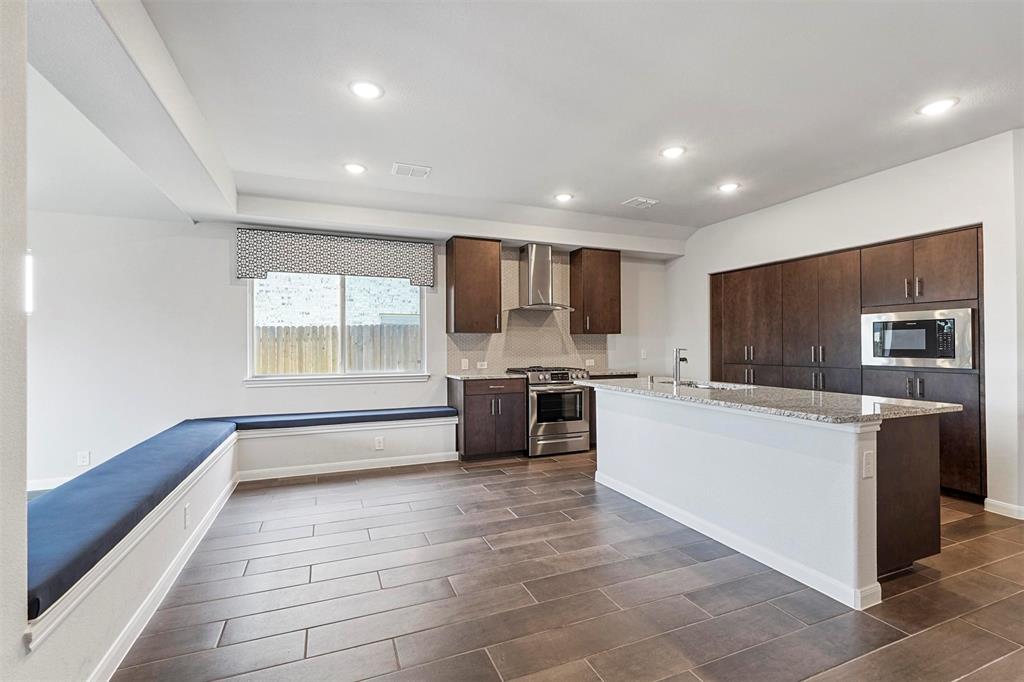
[235,227,435,286]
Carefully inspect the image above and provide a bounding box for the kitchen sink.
[653,380,749,390]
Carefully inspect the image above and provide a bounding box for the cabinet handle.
[811,371,817,390]
[904,278,911,299]
[810,346,815,363]
[743,345,748,361]
[750,345,755,361]
[586,315,590,331]
[917,377,924,398]
[744,368,749,383]
[490,398,496,415]
[819,372,825,391]
[818,345,824,364]
[488,385,505,389]
[906,377,913,397]
[497,398,502,415]
[495,313,500,330]
[750,368,756,385]
[915,278,922,298]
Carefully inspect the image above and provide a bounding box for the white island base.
[589,384,956,610]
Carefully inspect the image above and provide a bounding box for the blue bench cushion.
[27,419,236,619]
[212,406,458,430]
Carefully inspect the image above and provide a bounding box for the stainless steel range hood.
[516,243,573,311]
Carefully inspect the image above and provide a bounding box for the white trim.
[88,473,237,682]
[24,432,238,650]
[595,471,882,610]
[242,372,431,388]
[238,450,459,482]
[985,498,1024,520]
[27,475,72,492]
[234,416,458,440]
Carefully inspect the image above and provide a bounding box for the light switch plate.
[461,358,469,370]
[641,349,648,360]
[585,359,595,367]
[76,450,90,467]
[476,361,488,369]
[862,450,875,479]
[374,436,385,451]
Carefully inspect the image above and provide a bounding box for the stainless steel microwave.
[861,308,973,369]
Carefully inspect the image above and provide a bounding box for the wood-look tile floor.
[115,454,1024,681]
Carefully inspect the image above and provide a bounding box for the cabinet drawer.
[463,378,526,395]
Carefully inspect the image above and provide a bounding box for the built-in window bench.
[24,406,458,680]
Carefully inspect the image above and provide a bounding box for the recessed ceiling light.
[718,182,740,193]
[344,163,367,175]
[349,81,384,99]
[916,98,959,116]
[660,146,685,159]
[554,193,574,202]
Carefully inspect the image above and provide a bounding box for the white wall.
[667,131,1023,512]
[27,212,668,483]
[26,213,450,484]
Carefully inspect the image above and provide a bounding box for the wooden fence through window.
[254,324,422,375]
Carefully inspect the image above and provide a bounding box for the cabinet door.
[494,393,526,454]
[913,229,978,304]
[862,368,916,400]
[710,274,724,381]
[722,271,753,364]
[915,371,982,496]
[782,258,819,367]
[819,368,862,395]
[861,241,914,307]
[748,365,784,387]
[748,265,783,365]
[570,249,621,334]
[783,366,817,390]
[446,237,502,333]
[462,394,496,456]
[817,250,862,368]
[722,363,749,384]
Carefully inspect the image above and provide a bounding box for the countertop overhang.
[576,377,962,424]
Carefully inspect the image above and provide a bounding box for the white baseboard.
[595,471,882,610]
[89,474,237,681]
[985,498,1024,520]
[238,450,459,482]
[27,475,73,492]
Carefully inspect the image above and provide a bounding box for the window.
[251,272,424,379]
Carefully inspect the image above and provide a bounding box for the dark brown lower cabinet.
[783,367,862,394]
[449,378,527,459]
[722,364,783,387]
[863,368,982,496]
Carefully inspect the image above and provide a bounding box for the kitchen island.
[575,377,962,609]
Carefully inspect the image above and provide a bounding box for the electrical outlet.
[461,358,469,370]
[585,359,595,367]
[183,502,191,529]
[76,450,90,467]
[641,349,648,360]
[374,436,385,451]
[862,451,875,479]
[476,361,488,369]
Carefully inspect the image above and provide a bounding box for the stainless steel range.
[506,366,590,456]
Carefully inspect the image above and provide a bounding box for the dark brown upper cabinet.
[570,248,621,334]
[861,228,978,306]
[446,236,502,333]
[782,250,861,368]
[722,264,782,365]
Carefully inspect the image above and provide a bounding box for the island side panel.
[593,388,882,609]
[876,414,941,575]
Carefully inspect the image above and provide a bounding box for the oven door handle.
[534,434,586,444]
[529,385,586,394]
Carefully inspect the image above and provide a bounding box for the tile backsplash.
[446,247,609,372]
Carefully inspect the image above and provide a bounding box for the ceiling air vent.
[621,196,660,209]
[391,162,432,179]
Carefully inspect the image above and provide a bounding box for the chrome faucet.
[672,348,689,384]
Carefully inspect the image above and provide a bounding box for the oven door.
[861,308,973,369]
[528,385,590,437]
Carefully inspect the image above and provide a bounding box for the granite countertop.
[447,368,638,381]
[575,376,963,424]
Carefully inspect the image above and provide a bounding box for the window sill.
[243,373,431,388]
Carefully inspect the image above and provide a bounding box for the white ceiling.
[27,65,185,222]
[141,0,1024,231]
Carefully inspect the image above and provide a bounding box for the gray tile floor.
[114,454,1024,681]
